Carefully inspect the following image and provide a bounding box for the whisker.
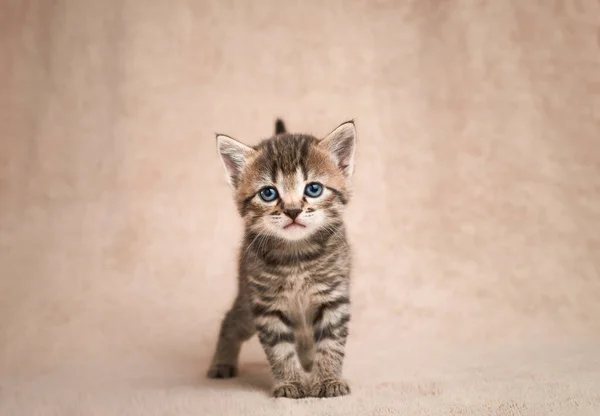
[243,232,263,256]
[321,223,350,252]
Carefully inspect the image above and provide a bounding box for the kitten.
[207,118,356,399]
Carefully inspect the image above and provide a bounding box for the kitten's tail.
[275,118,287,135]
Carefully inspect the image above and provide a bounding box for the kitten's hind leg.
[207,296,255,379]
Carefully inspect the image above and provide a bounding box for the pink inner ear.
[332,142,353,174]
[223,156,239,174]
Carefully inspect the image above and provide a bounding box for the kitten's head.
[216,120,356,242]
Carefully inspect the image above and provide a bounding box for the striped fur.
[208,119,356,399]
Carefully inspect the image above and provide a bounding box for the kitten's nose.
[283,208,302,220]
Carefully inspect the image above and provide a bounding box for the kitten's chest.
[277,270,317,323]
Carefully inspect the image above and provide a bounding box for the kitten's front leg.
[309,296,351,398]
[252,303,307,398]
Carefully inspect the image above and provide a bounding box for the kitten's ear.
[319,120,356,179]
[216,134,255,187]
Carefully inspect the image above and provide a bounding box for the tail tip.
[275,118,286,135]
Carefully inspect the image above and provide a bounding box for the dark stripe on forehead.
[265,140,278,182]
[299,136,312,180]
[255,134,318,184]
[280,138,298,175]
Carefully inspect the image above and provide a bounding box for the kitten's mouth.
[284,222,306,230]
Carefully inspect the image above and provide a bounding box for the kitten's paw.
[272,381,307,399]
[207,364,238,379]
[310,378,350,398]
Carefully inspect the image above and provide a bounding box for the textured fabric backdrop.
[1,0,600,414]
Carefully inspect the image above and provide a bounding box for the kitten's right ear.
[216,134,255,187]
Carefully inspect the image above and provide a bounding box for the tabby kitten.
[207,118,356,399]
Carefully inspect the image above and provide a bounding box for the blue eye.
[259,187,278,202]
[304,182,323,198]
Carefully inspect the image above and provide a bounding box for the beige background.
[1,0,600,414]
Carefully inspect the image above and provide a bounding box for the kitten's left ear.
[319,120,356,179]
[216,134,256,188]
